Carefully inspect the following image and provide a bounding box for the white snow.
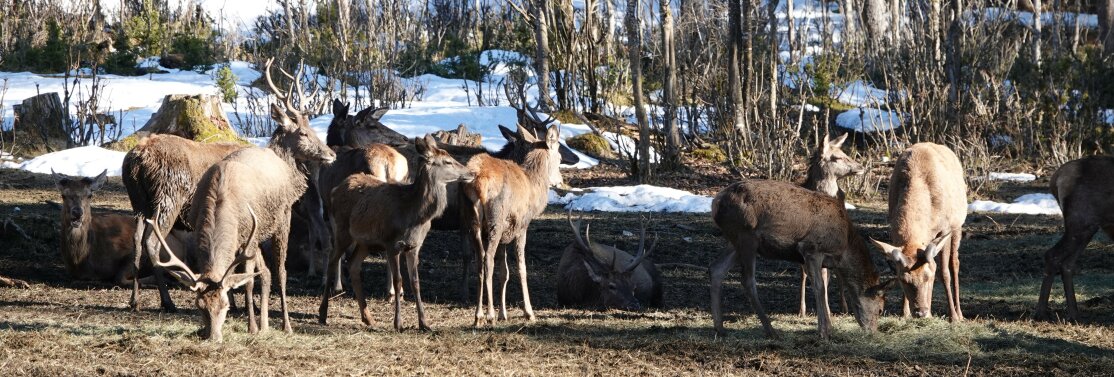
[989,172,1037,182]
[835,108,903,132]
[15,146,126,177]
[550,185,713,213]
[969,193,1061,216]
[831,81,902,107]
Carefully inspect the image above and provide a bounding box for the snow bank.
[831,81,902,107]
[835,108,903,132]
[550,185,713,213]
[969,193,1061,216]
[16,146,126,177]
[989,172,1036,182]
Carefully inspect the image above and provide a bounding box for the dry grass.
[2,168,1114,376]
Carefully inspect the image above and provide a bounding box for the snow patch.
[989,172,1036,182]
[969,193,1061,216]
[550,185,712,213]
[16,146,126,177]
[835,108,903,132]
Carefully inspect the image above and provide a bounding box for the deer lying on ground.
[1036,155,1114,322]
[710,179,890,339]
[123,134,246,311]
[319,136,475,331]
[56,170,191,285]
[871,142,967,321]
[557,212,663,310]
[465,124,564,326]
[798,133,865,317]
[0,275,29,288]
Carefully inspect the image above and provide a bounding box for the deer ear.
[369,108,389,121]
[89,170,108,191]
[270,104,295,131]
[53,169,68,188]
[517,124,539,143]
[224,272,258,290]
[331,99,347,118]
[870,238,909,267]
[924,232,952,260]
[499,125,518,142]
[830,133,848,148]
[545,125,560,146]
[415,136,435,157]
[582,260,605,283]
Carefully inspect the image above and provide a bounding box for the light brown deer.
[464,124,563,326]
[123,134,246,311]
[710,179,891,339]
[56,169,190,285]
[556,212,663,310]
[0,275,29,288]
[798,133,865,317]
[319,136,475,331]
[1036,155,1114,322]
[870,142,967,321]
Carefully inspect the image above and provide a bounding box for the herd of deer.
[26,62,1114,342]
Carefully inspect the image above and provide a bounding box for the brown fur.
[464,124,562,326]
[1036,155,1114,321]
[122,134,245,311]
[319,136,475,331]
[871,142,967,321]
[556,215,662,310]
[710,180,888,339]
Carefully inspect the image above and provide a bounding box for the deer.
[326,99,406,148]
[1036,155,1114,322]
[319,135,476,331]
[710,179,891,339]
[797,133,865,317]
[123,133,246,312]
[55,169,191,285]
[557,211,663,310]
[465,124,564,326]
[0,275,29,288]
[870,142,967,321]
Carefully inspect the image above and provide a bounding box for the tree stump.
[430,124,482,147]
[108,94,247,151]
[12,92,71,156]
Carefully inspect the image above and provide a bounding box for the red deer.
[798,133,865,316]
[465,124,563,326]
[122,135,245,311]
[326,99,406,148]
[55,170,190,285]
[0,275,29,288]
[1036,155,1114,322]
[319,136,475,331]
[710,180,890,339]
[870,142,967,321]
[557,212,663,310]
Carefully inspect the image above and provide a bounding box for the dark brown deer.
[797,133,864,316]
[56,169,191,284]
[557,212,662,310]
[123,134,245,311]
[870,142,967,321]
[326,99,406,148]
[319,136,475,331]
[147,206,260,343]
[1036,155,1114,322]
[465,124,563,326]
[710,180,891,339]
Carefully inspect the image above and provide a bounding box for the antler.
[622,215,658,274]
[147,209,200,289]
[264,58,311,117]
[567,209,592,251]
[503,73,555,128]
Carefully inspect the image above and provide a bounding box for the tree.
[1099,0,1114,54]
[659,0,682,167]
[626,0,651,181]
[532,0,553,111]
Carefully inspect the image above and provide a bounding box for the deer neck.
[802,157,841,199]
[836,230,881,293]
[59,213,91,275]
[519,149,553,206]
[405,164,449,223]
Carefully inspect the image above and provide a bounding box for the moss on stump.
[107,94,249,151]
[565,132,615,159]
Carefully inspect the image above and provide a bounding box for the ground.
[2,166,1113,376]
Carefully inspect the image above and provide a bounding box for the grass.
[2,168,1114,375]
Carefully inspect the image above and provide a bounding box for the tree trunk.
[862,0,890,51]
[109,94,246,151]
[626,0,651,182]
[533,0,553,111]
[1033,0,1043,67]
[767,0,778,116]
[12,92,71,156]
[659,0,681,168]
[728,0,746,137]
[1100,0,1114,54]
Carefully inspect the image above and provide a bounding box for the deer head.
[53,169,107,229]
[265,59,336,165]
[517,123,564,186]
[871,232,952,318]
[147,205,261,342]
[568,211,657,311]
[415,134,476,184]
[816,133,864,178]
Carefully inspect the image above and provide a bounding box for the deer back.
[122,134,245,221]
[886,142,967,250]
[1050,155,1114,224]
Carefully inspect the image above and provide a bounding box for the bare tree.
[626,0,651,181]
[659,0,681,167]
[532,0,553,111]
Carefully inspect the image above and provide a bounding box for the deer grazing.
[870,142,967,321]
[1036,155,1114,322]
[56,169,191,285]
[557,212,663,310]
[710,180,890,339]
[122,134,245,311]
[319,136,475,331]
[797,133,864,316]
[465,124,563,326]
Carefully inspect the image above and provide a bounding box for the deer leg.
[739,249,774,338]
[319,227,350,325]
[710,246,739,336]
[245,259,258,334]
[482,222,505,324]
[258,259,272,333]
[950,228,963,321]
[405,245,430,331]
[498,245,510,321]
[938,249,955,321]
[807,254,831,340]
[514,232,535,321]
[1062,246,1084,323]
[385,251,397,303]
[272,232,293,334]
[838,273,848,314]
[387,250,403,332]
[349,244,373,326]
[130,217,146,311]
[1038,224,1095,321]
[470,223,487,327]
[798,267,809,317]
[902,296,911,318]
